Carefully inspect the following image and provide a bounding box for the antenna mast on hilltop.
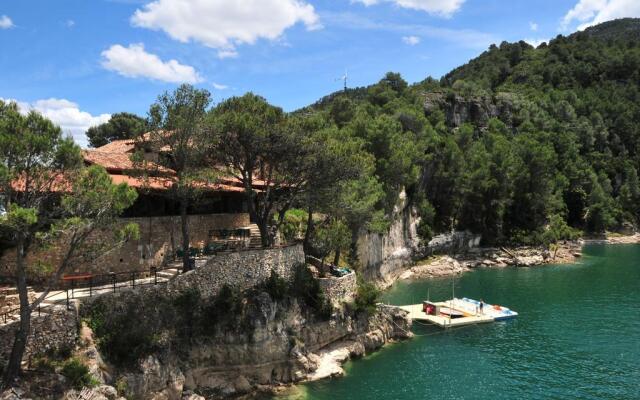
[336,70,348,92]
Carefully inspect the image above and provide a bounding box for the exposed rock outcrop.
[356,190,421,288]
[78,289,410,400]
[423,91,515,128]
[402,242,583,280]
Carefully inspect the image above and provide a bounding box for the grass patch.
[61,358,98,390]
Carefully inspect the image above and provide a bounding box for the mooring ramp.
[399,303,495,328]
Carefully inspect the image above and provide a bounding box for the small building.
[0,137,262,281]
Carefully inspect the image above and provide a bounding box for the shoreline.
[268,235,640,398]
[398,233,640,282]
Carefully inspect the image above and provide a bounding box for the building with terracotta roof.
[1,137,261,281]
[83,138,251,218]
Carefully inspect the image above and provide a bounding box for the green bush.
[173,288,201,338]
[354,281,380,315]
[288,263,333,319]
[279,209,308,242]
[115,377,128,398]
[261,270,288,302]
[200,284,243,331]
[86,300,160,368]
[290,263,324,309]
[61,358,97,389]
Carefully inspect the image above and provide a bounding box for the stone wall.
[168,244,305,299]
[0,213,250,281]
[318,272,357,305]
[0,305,78,365]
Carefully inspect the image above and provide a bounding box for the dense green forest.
[298,18,640,246]
[78,18,640,254]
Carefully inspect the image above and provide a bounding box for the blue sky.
[1,0,638,146]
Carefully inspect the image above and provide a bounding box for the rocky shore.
[400,241,584,281]
[399,234,640,281]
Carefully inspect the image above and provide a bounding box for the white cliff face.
[356,189,482,288]
[356,189,421,288]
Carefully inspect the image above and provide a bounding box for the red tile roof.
[9,172,72,193]
[80,133,275,194]
[108,174,245,192]
[82,150,174,175]
[94,139,136,153]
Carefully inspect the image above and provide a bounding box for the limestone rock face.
[357,189,421,287]
[107,300,410,400]
[122,356,185,400]
[423,91,514,129]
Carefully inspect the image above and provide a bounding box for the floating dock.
[398,298,517,329]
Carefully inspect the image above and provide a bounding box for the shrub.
[354,281,380,315]
[290,263,322,307]
[200,284,243,331]
[86,300,159,368]
[279,209,308,242]
[290,263,332,319]
[261,270,288,302]
[31,355,57,373]
[61,358,97,389]
[174,288,201,338]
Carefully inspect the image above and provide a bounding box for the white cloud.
[1,97,111,148]
[66,19,75,28]
[529,21,538,31]
[561,0,640,31]
[402,35,421,45]
[212,82,229,90]
[352,0,465,18]
[0,15,14,29]
[216,49,239,59]
[323,12,497,50]
[101,43,203,83]
[131,0,320,58]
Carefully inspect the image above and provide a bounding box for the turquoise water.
[281,244,640,399]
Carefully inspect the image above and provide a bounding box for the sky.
[1,0,639,147]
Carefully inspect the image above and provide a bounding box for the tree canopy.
[0,99,138,384]
[298,19,640,245]
[86,112,147,148]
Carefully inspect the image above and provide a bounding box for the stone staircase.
[156,266,181,281]
[246,224,263,249]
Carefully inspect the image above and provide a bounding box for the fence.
[1,264,180,324]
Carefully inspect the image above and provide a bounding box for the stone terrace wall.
[318,272,357,305]
[168,244,305,298]
[0,305,78,365]
[0,213,250,281]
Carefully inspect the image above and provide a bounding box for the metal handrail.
[1,265,177,324]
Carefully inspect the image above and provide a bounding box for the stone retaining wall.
[0,305,78,365]
[0,213,250,281]
[318,272,357,304]
[168,244,305,299]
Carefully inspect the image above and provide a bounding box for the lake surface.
[279,244,640,399]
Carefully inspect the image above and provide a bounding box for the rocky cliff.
[423,91,515,129]
[356,189,482,288]
[79,292,410,400]
[356,190,421,288]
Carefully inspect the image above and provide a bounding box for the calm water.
[280,244,640,399]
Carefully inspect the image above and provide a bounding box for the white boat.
[454,297,518,321]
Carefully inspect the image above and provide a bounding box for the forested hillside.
[301,18,640,245]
